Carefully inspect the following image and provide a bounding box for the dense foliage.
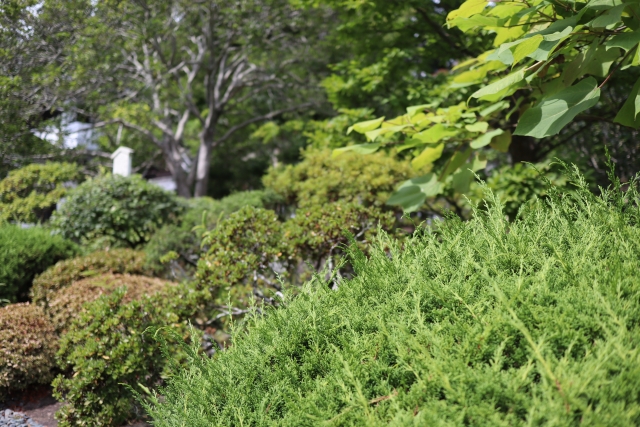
[47,273,173,333]
[144,169,640,426]
[0,225,77,302]
[0,303,57,399]
[53,285,202,427]
[30,248,148,308]
[51,174,183,248]
[264,148,414,209]
[144,190,269,279]
[0,162,81,223]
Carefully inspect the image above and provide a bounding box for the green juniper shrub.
[47,273,174,333]
[30,248,149,308]
[263,147,415,209]
[51,174,183,248]
[0,303,58,400]
[144,190,270,279]
[143,168,640,426]
[53,283,202,427]
[0,162,82,223]
[0,224,78,302]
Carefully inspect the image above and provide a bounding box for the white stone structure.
[111,147,134,177]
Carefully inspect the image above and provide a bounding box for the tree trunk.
[193,140,212,197]
[160,141,192,198]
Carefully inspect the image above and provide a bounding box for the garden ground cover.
[144,170,640,426]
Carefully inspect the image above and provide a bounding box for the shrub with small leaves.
[30,248,149,308]
[0,162,82,223]
[51,174,183,248]
[0,303,57,399]
[47,273,174,333]
[263,148,414,209]
[0,224,78,302]
[53,283,202,427]
[144,190,269,279]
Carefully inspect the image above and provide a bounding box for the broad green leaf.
[512,35,544,65]
[562,40,599,86]
[586,0,621,10]
[332,143,381,158]
[412,143,445,170]
[590,4,625,27]
[465,121,489,133]
[604,31,640,51]
[471,69,525,99]
[515,77,601,138]
[447,0,487,21]
[442,146,472,178]
[347,117,384,135]
[365,124,411,142]
[397,139,425,153]
[613,77,640,128]
[387,173,444,212]
[489,130,512,152]
[584,47,620,77]
[449,15,504,33]
[479,100,509,117]
[451,167,474,194]
[406,104,435,117]
[469,128,504,148]
[413,124,460,143]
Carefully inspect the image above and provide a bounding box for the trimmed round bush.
[0,225,78,302]
[53,284,202,427]
[0,303,57,399]
[51,174,183,248]
[263,148,414,209]
[47,273,174,333]
[0,162,82,223]
[30,248,148,308]
[143,172,640,426]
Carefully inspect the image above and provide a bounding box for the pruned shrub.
[53,284,202,427]
[47,273,174,333]
[0,225,78,302]
[51,174,183,248]
[0,303,57,399]
[30,248,148,308]
[144,190,269,279]
[143,169,640,426]
[0,162,82,223]
[263,148,414,209]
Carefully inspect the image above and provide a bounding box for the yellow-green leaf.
[346,117,385,135]
[413,124,460,144]
[412,144,445,170]
[512,35,544,65]
[465,121,489,133]
[471,69,525,99]
[470,129,504,148]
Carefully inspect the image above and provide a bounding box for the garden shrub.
[30,248,148,308]
[53,284,202,427]
[0,225,78,302]
[263,148,414,209]
[47,273,174,333]
[143,169,640,426]
[0,162,81,223]
[0,303,57,399]
[51,174,183,248]
[144,190,269,279]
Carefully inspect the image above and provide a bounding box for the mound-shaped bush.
[51,174,183,248]
[0,225,78,302]
[0,162,82,223]
[143,171,640,426]
[47,273,174,333]
[0,303,57,399]
[263,148,414,209]
[53,284,202,427]
[31,248,148,307]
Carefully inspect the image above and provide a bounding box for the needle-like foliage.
[143,166,640,426]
